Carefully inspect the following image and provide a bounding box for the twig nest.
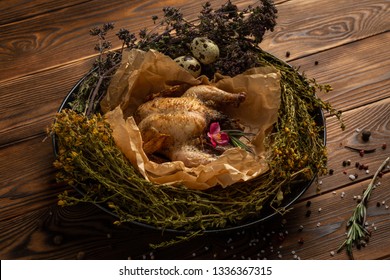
[190,37,220,65]
[174,55,202,77]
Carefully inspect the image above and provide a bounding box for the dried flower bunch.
[52,0,343,237]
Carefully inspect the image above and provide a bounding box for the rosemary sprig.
[223,129,255,153]
[337,156,390,259]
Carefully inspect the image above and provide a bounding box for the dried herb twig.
[337,156,390,259]
[344,145,376,154]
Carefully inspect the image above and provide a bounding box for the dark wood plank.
[263,175,390,260]
[1,0,388,82]
[0,0,289,27]
[0,0,93,25]
[1,174,389,260]
[0,136,66,221]
[300,97,390,199]
[0,0,237,82]
[261,0,390,60]
[287,32,390,112]
[0,59,93,147]
[1,0,389,261]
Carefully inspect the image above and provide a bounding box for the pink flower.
[207,122,229,148]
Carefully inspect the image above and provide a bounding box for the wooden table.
[1,0,389,260]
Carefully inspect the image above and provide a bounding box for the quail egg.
[174,55,202,78]
[190,37,220,65]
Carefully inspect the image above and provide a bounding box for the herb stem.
[344,145,376,153]
[337,156,389,259]
[85,63,120,116]
[362,157,389,203]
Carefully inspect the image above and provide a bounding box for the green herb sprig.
[223,129,256,154]
[337,157,390,259]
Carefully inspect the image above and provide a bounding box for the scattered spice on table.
[361,130,371,142]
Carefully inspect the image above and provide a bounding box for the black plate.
[52,67,326,234]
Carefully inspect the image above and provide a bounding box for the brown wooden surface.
[1,0,389,260]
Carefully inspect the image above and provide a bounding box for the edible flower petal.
[207,122,229,148]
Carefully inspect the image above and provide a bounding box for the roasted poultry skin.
[134,85,246,167]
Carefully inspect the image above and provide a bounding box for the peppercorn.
[342,160,347,167]
[305,210,312,217]
[314,61,319,66]
[376,202,381,207]
[359,150,365,157]
[285,51,290,58]
[306,201,311,207]
[53,235,64,245]
[329,169,334,175]
[382,143,387,150]
[361,130,371,142]
[355,162,360,168]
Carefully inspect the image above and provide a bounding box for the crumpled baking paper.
[102,49,281,190]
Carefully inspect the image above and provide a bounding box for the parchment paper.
[102,49,281,190]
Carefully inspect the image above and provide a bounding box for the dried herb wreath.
[51,1,344,242]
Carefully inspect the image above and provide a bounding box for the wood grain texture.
[0,0,239,82]
[1,0,388,82]
[264,175,390,260]
[0,136,65,221]
[0,0,94,26]
[288,32,390,112]
[1,174,389,260]
[1,0,389,260]
[261,0,390,60]
[0,59,93,147]
[300,97,390,200]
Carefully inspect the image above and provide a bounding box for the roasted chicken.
[134,85,246,167]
